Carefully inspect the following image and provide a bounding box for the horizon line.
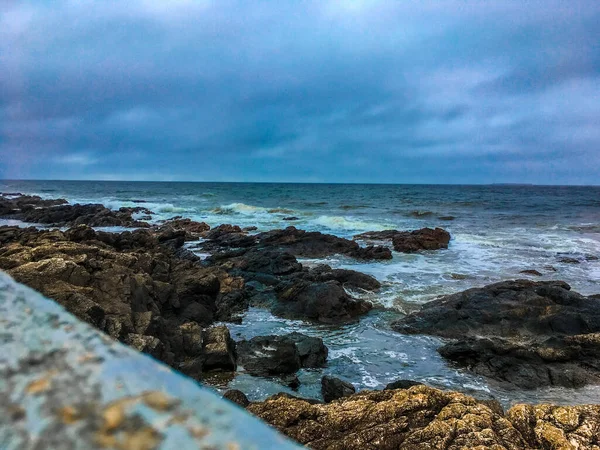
[1,178,600,188]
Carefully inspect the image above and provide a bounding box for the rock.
[559,257,580,264]
[248,385,534,449]
[157,218,210,240]
[309,265,381,291]
[0,194,151,228]
[237,333,327,377]
[384,379,424,390]
[201,326,237,372]
[393,280,600,388]
[237,336,301,376]
[286,332,328,368]
[275,280,372,323]
[519,269,542,276]
[0,225,248,381]
[282,217,299,221]
[392,227,451,252]
[355,227,451,253]
[254,226,392,260]
[223,389,250,408]
[438,216,456,221]
[321,376,355,403]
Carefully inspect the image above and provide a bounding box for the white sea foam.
[309,215,393,233]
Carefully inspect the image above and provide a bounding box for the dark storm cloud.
[1,1,599,183]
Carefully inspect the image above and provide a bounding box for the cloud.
[0,0,599,183]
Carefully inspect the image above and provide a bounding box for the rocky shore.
[2,193,600,449]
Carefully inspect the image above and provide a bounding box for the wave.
[310,215,392,232]
[211,203,270,215]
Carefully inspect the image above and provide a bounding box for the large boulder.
[237,336,301,376]
[255,226,392,260]
[275,280,372,323]
[355,227,451,253]
[321,375,355,403]
[393,280,600,388]
[237,333,328,377]
[201,325,237,372]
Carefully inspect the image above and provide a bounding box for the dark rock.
[393,280,600,388]
[237,333,327,377]
[201,326,237,372]
[309,264,381,291]
[222,389,250,408]
[0,195,151,228]
[237,336,301,376]
[254,226,391,260]
[384,379,424,390]
[559,257,580,264]
[157,218,210,241]
[282,217,299,221]
[355,227,451,253]
[519,269,542,276]
[438,216,456,221]
[321,375,355,403]
[286,332,328,368]
[283,374,301,390]
[392,227,451,252]
[275,280,372,323]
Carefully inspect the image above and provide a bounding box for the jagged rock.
[202,325,237,372]
[393,280,600,388]
[237,333,327,377]
[321,375,355,403]
[520,269,543,276]
[275,280,372,323]
[384,379,424,390]
[355,227,451,253]
[248,385,532,449]
[309,264,381,291]
[0,194,151,228]
[254,226,392,260]
[237,336,301,376]
[157,218,210,240]
[223,389,250,408]
[0,225,247,380]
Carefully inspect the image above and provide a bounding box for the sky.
[1,1,599,184]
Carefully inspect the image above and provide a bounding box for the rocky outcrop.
[275,279,372,323]
[157,217,210,240]
[321,375,355,403]
[393,280,600,388]
[0,194,152,228]
[355,227,451,253]
[0,224,246,380]
[249,385,600,449]
[201,225,391,260]
[237,333,328,377]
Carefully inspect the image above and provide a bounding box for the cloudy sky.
[1,1,599,184]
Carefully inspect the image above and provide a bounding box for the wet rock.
[237,336,301,376]
[249,385,531,449]
[275,280,372,323]
[384,379,424,390]
[391,227,451,252]
[286,332,328,368]
[559,257,580,264]
[355,227,451,253]
[201,326,237,372]
[438,216,456,221]
[0,194,151,228]
[157,218,210,240]
[255,226,392,260]
[519,269,542,276]
[237,333,327,377]
[393,280,600,388]
[321,375,355,403]
[309,264,381,291]
[223,389,250,408]
[282,217,299,221]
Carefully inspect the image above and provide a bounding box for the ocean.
[2,180,600,406]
